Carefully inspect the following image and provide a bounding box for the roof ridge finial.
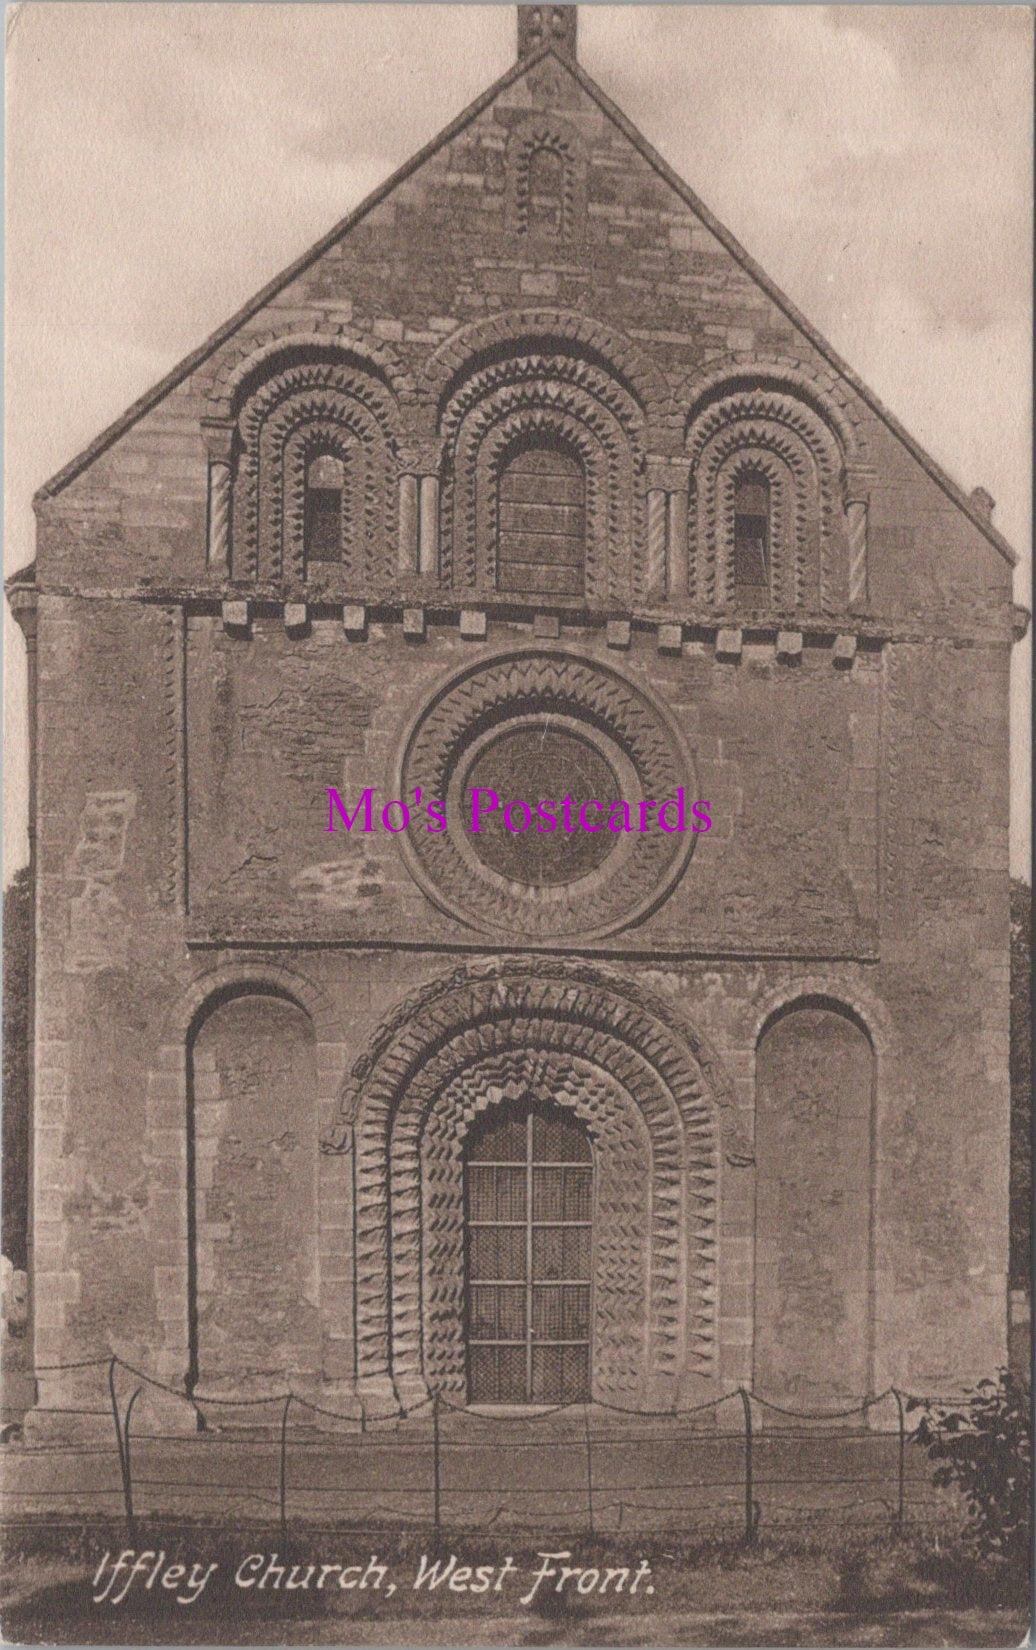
[517,5,577,62]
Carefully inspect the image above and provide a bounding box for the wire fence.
[0,1355,970,1542]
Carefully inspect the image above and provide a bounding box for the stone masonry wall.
[21,41,1015,1426]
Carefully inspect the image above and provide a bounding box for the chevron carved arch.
[207,328,416,420]
[420,308,676,429]
[683,361,864,465]
[327,959,740,1407]
[441,364,643,600]
[231,359,399,582]
[687,386,846,614]
[505,114,586,239]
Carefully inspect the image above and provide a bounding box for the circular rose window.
[462,724,621,885]
[395,650,697,941]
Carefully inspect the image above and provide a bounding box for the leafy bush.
[908,1370,1032,1570]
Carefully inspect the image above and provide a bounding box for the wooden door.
[465,1101,593,1404]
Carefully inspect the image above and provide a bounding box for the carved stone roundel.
[395,650,697,940]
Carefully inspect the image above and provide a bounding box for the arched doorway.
[341,962,731,1412]
[465,1098,593,1404]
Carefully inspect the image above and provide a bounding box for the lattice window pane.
[533,1166,592,1222]
[470,1345,527,1403]
[498,1344,527,1403]
[470,1164,526,1222]
[531,1225,591,1282]
[468,1113,526,1162]
[533,1111,592,1163]
[469,1226,526,1282]
[467,1164,496,1222]
[531,1283,591,1339]
[470,1284,526,1342]
[531,1344,565,1404]
[562,1344,591,1402]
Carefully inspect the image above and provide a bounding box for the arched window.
[497,439,586,595]
[465,1098,593,1404]
[755,1000,873,1405]
[303,452,345,566]
[188,991,319,1394]
[733,472,771,602]
[527,145,564,235]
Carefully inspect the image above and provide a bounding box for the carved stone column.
[646,488,667,594]
[418,475,440,577]
[844,466,874,609]
[397,474,419,574]
[201,420,235,572]
[645,457,692,598]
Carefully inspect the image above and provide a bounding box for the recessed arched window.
[733,472,771,602]
[497,439,586,596]
[304,452,345,566]
[526,145,565,235]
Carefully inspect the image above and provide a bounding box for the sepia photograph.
[1,3,1032,1644]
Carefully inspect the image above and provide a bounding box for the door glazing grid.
[464,1100,593,1404]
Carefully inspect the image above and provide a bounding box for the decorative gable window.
[496,439,586,595]
[686,383,852,613]
[732,472,771,602]
[222,348,400,584]
[304,452,346,566]
[505,116,586,239]
[526,146,565,236]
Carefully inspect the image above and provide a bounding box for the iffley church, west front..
[7,6,1023,1437]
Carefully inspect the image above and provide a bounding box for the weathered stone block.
[460,608,487,639]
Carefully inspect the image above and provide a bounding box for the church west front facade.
[8,6,1021,1436]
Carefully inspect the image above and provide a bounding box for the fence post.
[106,1357,127,1480]
[279,1395,293,1545]
[583,1404,594,1534]
[893,1389,906,1530]
[121,1387,142,1546]
[738,1387,755,1544]
[432,1390,441,1533]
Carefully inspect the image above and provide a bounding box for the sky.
[3,2,1032,880]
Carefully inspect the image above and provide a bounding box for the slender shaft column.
[646,489,667,594]
[418,475,440,578]
[666,489,689,598]
[398,475,419,574]
[844,466,874,609]
[201,420,235,572]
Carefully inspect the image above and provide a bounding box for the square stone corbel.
[221,599,250,635]
[657,622,683,654]
[715,626,742,662]
[776,630,803,663]
[342,604,367,639]
[606,619,632,650]
[833,633,857,669]
[533,614,560,639]
[283,602,308,636]
[403,606,426,640]
[460,609,487,640]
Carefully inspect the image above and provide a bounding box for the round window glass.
[463,724,620,887]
